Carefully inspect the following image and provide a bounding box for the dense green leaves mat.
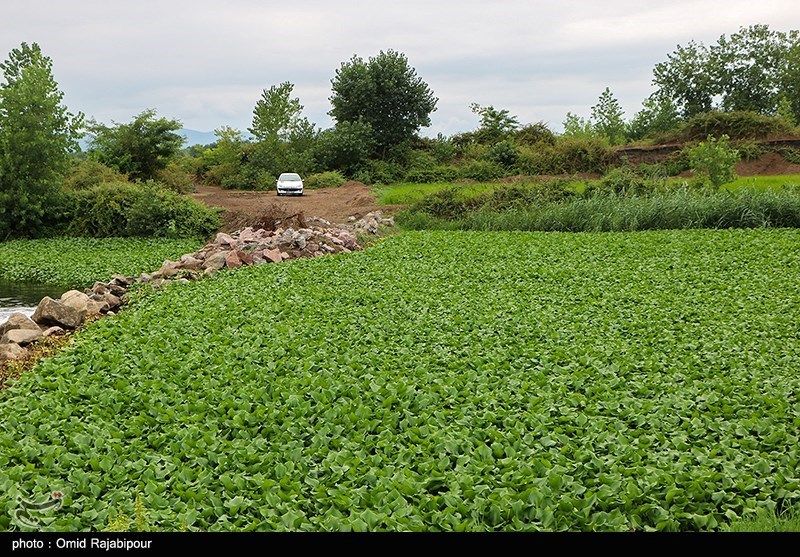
[0,237,203,288]
[1,229,799,531]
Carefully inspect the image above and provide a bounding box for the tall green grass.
[397,187,800,232]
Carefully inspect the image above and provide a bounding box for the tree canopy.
[329,49,437,156]
[0,42,82,238]
[87,109,183,181]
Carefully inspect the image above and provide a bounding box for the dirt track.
[190,181,401,231]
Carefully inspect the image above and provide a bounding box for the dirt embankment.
[190,181,402,232]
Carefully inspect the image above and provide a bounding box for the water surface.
[0,279,67,322]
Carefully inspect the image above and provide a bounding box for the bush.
[304,171,347,189]
[65,159,129,190]
[485,140,519,168]
[351,159,406,185]
[56,182,221,238]
[155,160,195,193]
[459,160,506,181]
[669,111,795,142]
[778,147,800,164]
[551,137,614,174]
[587,167,668,197]
[733,140,764,162]
[688,135,740,187]
[404,165,460,184]
[515,122,556,146]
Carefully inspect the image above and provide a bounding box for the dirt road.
[190,181,400,231]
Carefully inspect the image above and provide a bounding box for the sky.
[3,0,800,138]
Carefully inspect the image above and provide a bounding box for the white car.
[276,173,304,196]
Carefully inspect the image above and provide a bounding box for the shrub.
[779,147,800,164]
[688,134,740,187]
[352,159,406,185]
[304,171,347,189]
[459,160,506,181]
[669,110,795,142]
[551,137,614,174]
[155,160,195,193]
[57,182,221,238]
[587,167,668,197]
[404,165,460,184]
[733,140,764,162]
[65,159,129,190]
[515,122,556,146]
[485,140,519,168]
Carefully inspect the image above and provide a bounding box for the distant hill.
[179,129,217,147]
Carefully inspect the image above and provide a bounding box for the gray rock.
[295,236,307,250]
[91,282,109,295]
[0,343,26,362]
[110,274,132,287]
[61,290,91,311]
[215,232,237,248]
[103,293,122,310]
[179,255,203,271]
[42,326,65,337]
[204,251,228,271]
[32,297,85,330]
[156,260,182,278]
[0,313,40,337]
[2,328,42,346]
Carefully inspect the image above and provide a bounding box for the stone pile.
[0,211,394,364]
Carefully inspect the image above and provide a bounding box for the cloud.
[2,0,799,135]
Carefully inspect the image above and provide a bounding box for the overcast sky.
[3,1,799,138]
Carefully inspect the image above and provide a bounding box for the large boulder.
[0,343,26,363]
[204,251,228,271]
[2,328,42,346]
[0,313,40,337]
[32,297,85,330]
[61,290,107,316]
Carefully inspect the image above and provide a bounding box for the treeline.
[1,24,799,239]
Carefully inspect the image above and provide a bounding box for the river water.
[0,279,67,323]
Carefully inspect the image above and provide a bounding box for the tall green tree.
[652,40,715,119]
[249,81,304,142]
[329,49,437,156]
[0,42,83,238]
[590,87,627,145]
[470,103,519,143]
[87,109,183,181]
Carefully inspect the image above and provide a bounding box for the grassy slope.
[1,229,799,531]
[0,238,203,289]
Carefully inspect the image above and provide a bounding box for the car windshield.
[279,174,301,181]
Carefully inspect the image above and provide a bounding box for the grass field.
[1,229,798,531]
[0,237,203,289]
[374,175,800,207]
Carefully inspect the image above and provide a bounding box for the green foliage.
[588,166,668,196]
[65,159,128,190]
[459,160,506,181]
[0,42,83,239]
[590,88,627,145]
[329,49,437,154]
[87,109,183,181]
[652,24,800,121]
[404,165,460,184]
[314,120,375,175]
[304,171,346,189]
[248,82,304,142]
[351,159,405,186]
[200,127,246,187]
[2,230,800,531]
[155,161,195,193]
[723,507,800,532]
[485,140,519,168]
[428,134,457,164]
[515,123,556,146]
[688,135,740,187]
[669,111,795,142]
[628,96,682,141]
[779,147,800,164]
[470,104,520,143]
[732,140,764,162]
[399,186,800,232]
[58,183,221,239]
[0,236,201,288]
[562,112,595,139]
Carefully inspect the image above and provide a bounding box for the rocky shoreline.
[0,211,394,364]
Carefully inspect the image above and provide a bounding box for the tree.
[0,42,83,238]
[628,95,681,140]
[329,49,437,156]
[590,87,627,145]
[314,120,375,175]
[470,103,520,143]
[249,82,304,142]
[562,112,594,139]
[710,24,788,114]
[688,134,739,187]
[87,109,183,181]
[652,40,715,119]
